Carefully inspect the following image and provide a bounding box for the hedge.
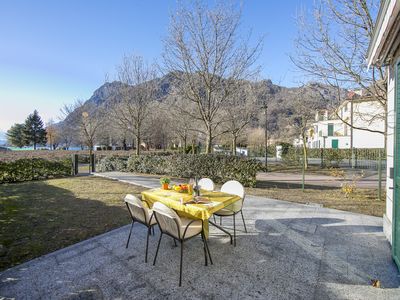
[0,158,73,183]
[97,154,262,187]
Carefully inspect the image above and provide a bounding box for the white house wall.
[385,54,399,244]
[306,115,384,149]
[353,128,385,148]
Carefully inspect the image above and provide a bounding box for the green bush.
[97,156,128,172]
[323,149,346,167]
[96,154,261,187]
[279,143,293,156]
[247,145,275,157]
[185,145,200,154]
[281,147,302,166]
[0,158,72,183]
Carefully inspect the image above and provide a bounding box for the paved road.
[1,172,398,299]
[257,172,385,189]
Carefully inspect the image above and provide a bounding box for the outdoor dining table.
[141,188,241,238]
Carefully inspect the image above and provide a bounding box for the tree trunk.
[205,126,212,154]
[123,139,127,150]
[183,133,187,153]
[302,135,308,170]
[136,135,140,155]
[232,135,237,156]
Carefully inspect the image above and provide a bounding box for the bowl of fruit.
[172,184,189,193]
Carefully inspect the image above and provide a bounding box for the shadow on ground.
[1,195,399,299]
[0,179,133,271]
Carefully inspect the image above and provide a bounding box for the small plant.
[329,167,345,179]
[341,182,356,198]
[160,177,171,185]
[340,173,362,198]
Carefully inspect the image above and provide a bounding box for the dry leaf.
[371,279,381,288]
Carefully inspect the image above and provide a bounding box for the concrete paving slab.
[1,193,399,299]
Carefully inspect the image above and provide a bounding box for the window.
[344,124,348,136]
[328,123,334,136]
[344,103,348,112]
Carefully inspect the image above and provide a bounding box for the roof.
[367,0,400,66]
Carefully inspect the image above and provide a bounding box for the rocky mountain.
[61,72,343,140]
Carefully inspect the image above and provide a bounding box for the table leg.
[209,220,233,244]
[203,220,209,239]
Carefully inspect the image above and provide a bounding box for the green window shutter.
[393,60,400,271]
[331,139,338,149]
[328,124,334,136]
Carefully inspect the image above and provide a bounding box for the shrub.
[185,145,199,154]
[0,158,72,183]
[341,182,356,198]
[329,167,345,178]
[97,156,128,172]
[281,147,302,166]
[279,143,293,156]
[101,154,261,187]
[324,149,346,167]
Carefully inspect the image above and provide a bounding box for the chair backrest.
[220,180,245,211]
[198,178,215,191]
[124,194,151,225]
[152,202,181,239]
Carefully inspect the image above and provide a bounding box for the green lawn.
[0,176,145,271]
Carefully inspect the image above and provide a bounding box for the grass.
[246,180,385,217]
[0,176,146,271]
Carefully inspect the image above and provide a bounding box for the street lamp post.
[322,135,327,168]
[262,103,268,170]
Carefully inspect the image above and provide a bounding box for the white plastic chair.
[124,194,157,263]
[152,202,212,286]
[198,178,215,191]
[213,180,247,246]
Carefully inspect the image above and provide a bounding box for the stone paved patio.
[1,173,399,299]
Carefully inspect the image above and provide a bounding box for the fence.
[281,148,386,170]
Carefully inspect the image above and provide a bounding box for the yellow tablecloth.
[141,188,241,237]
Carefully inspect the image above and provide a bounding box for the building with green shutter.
[367,0,400,270]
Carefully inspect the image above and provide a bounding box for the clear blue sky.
[0,0,312,132]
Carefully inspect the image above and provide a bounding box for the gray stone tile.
[1,174,399,299]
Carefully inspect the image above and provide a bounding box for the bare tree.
[166,95,202,153]
[291,0,386,144]
[46,119,60,150]
[80,110,102,155]
[285,85,323,169]
[60,100,103,155]
[221,83,257,155]
[246,127,265,151]
[110,54,157,155]
[163,1,262,153]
